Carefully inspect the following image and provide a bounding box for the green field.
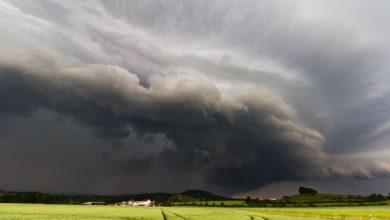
[1,204,390,220]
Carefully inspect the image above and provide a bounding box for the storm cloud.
[1,0,390,194]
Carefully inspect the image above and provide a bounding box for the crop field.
[1,204,390,220]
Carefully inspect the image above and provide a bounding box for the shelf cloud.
[1,0,390,194]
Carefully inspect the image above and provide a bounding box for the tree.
[367,193,385,201]
[245,196,252,204]
[298,187,318,195]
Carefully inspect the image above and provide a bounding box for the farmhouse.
[127,199,153,206]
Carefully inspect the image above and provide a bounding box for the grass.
[0,204,163,220]
[1,203,390,219]
[253,206,390,219]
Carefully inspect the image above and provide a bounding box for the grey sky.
[0,0,390,196]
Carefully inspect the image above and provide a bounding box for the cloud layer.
[1,0,390,194]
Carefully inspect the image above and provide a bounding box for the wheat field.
[1,204,390,220]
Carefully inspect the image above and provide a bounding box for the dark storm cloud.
[99,0,390,152]
[0,64,130,139]
[1,0,390,194]
[1,47,390,192]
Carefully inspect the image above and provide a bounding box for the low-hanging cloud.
[2,0,390,194]
[1,47,390,192]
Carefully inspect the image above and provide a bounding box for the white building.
[127,199,153,206]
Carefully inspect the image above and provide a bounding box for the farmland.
[1,204,390,220]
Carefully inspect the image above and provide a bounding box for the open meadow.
[1,204,390,220]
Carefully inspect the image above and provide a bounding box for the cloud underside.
[1,48,389,191]
[1,0,390,193]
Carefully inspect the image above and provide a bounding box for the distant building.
[82,201,106,206]
[127,199,153,206]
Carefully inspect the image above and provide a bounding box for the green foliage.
[168,195,195,203]
[368,193,386,201]
[0,189,231,205]
[245,196,252,204]
[298,186,318,195]
[177,200,245,207]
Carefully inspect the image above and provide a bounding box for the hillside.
[0,189,232,204]
[179,189,230,201]
[168,195,197,202]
